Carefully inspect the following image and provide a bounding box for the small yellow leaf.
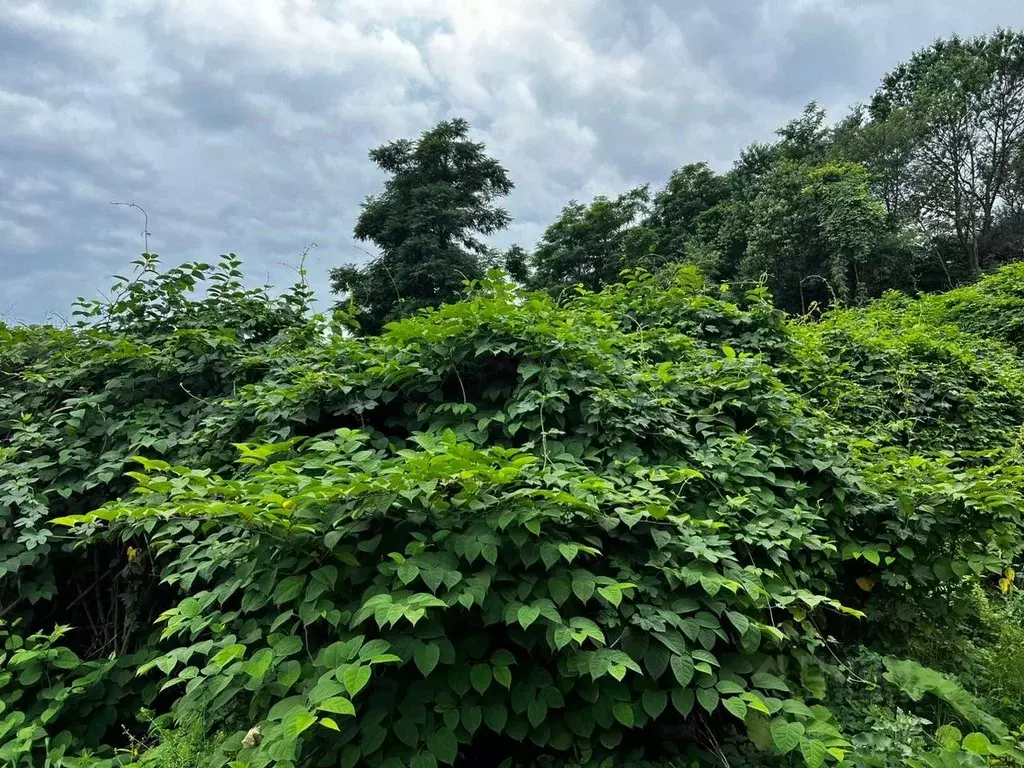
[855,577,875,592]
[999,578,1011,594]
[127,547,138,562]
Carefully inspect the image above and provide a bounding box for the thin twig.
[180,382,214,405]
[111,201,151,255]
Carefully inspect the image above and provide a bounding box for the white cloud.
[3,0,1024,321]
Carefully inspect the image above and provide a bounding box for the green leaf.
[651,528,672,548]
[273,635,303,658]
[752,671,790,692]
[277,659,302,689]
[491,649,515,666]
[415,643,440,677]
[572,574,595,603]
[644,644,670,679]
[963,733,992,755]
[558,543,579,562]
[717,680,745,695]
[50,647,81,670]
[548,577,570,605]
[342,665,372,697]
[517,605,540,630]
[541,543,561,569]
[800,739,828,768]
[362,724,387,754]
[322,636,363,667]
[461,706,482,734]
[727,611,751,636]
[600,729,623,749]
[427,728,458,765]
[597,585,622,607]
[692,649,718,666]
[696,687,719,713]
[449,665,471,696]
[770,720,805,755]
[244,648,273,681]
[672,688,695,716]
[319,717,341,731]
[493,665,512,689]
[485,703,508,733]
[741,625,761,653]
[528,699,548,727]
[212,643,246,668]
[412,754,438,768]
[312,565,338,589]
[936,726,963,751]
[268,696,306,720]
[273,575,307,605]
[642,690,668,719]
[318,697,356,716]
[394,719,419,747]
[270,610,295,634]
[613,702,634,727]
[743,692,771,715]
[723,697,747,720]
[511,682,533,713]
[359,638,393,659]
[284,708,318,738]
[671,654,694,686]
[470,664,492,694]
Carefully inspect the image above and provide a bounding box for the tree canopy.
[330,118,513,333]
[327,32,1024,327]
[529,187,653,293]
[512,33,1024,306]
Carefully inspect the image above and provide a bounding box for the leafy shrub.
[915,264,1024,355]
[792,295,1024,453]
[59,430,856,767]
[0,621,146,767]
[3,259,1024,766]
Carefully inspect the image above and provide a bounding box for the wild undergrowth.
[2,258,1024,768]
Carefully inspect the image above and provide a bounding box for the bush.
[3,259,1024,766]
[916,263,1024,355]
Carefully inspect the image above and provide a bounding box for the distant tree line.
[332,29,1024,328]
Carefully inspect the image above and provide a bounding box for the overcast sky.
[3,1,1024,322]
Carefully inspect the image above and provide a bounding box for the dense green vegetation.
[332,29,1024,331]
[4,25,1024,768]
[2,254,1024,767]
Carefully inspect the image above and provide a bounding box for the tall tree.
[669,195,749,283]
[331,118,514,333]
[530,186,653,294]
[741,161,898,313]
[834,105,920,219]
[646,163,730,267]
[774,101,833,165]
[870,30,1024,278]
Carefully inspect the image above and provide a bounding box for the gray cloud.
[3,0,1024,322]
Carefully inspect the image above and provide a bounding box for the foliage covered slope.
[1,258,1024,768]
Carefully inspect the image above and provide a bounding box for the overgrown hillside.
[2,258,1024,768]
